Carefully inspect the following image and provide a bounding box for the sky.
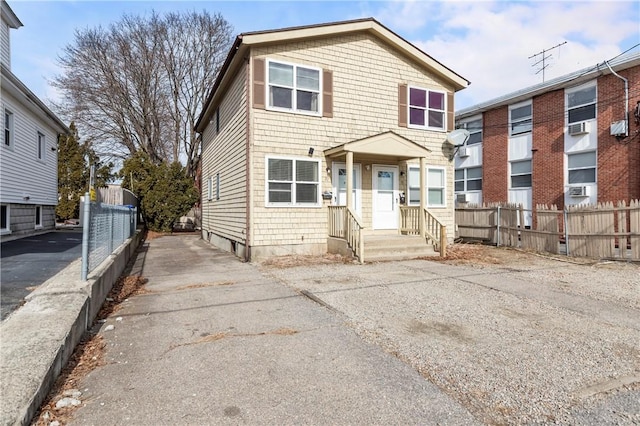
[6,0,640,112]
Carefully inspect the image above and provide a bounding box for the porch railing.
[328,205,364,263]
[399,206,447,257]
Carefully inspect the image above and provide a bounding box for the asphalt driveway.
[1,230,83,320]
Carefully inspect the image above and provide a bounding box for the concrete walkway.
[70,234,478,425]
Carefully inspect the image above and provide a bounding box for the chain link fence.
[81,195,138,280]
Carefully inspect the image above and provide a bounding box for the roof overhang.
[195,18,470,132]
[324,131,431,160]
[1,1,23,29]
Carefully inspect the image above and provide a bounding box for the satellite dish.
[446,129,470,147]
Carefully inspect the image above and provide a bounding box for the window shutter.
[253,58,265,109]
[447,92,454,132]
[398,84,407,127]
[322,69,333,118]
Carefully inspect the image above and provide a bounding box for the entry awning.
[324,131,432,160]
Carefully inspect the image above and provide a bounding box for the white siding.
[200,63,248,244]
[1,90,58,206]
[0,19,9,67]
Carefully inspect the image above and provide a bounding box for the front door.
[372,165,399,229]
[333,163,361,215]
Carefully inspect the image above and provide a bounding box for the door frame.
[372,164,399,230]
[332,162,362,215]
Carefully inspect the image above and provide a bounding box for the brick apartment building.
[454,52,640,227]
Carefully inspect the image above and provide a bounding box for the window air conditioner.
[458,147,469,157]
[568,122,588,136]
[456,193,468,203]
[569,186,589,197]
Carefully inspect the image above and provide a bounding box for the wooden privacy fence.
[455,200,640,261]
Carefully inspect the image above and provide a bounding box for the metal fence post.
[81,193,91,281]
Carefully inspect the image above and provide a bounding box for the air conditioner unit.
[458,147,469,157]
[568,122,588,136]
[610,120,627,137]
[456,193,468,203]
[569,186,589,197]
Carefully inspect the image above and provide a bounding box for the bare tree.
[53,10,232,174]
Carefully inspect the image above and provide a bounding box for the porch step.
[363,235,438,262]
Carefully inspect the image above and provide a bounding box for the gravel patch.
[261,246,640,425]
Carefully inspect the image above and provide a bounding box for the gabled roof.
[324,131,431,160]
[1,1,23,29]
[457,50,640,119]
[195,18,470,132]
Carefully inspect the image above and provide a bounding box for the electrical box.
[610,120,627,137]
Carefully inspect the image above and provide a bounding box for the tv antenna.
[529,41,567,82]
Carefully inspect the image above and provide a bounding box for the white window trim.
[4,109,14,149]
[1,204,11,235]
[266,59,322,117]
[509,101,532,136]
[37,131,46,161]
[427,166,447,208]
[510,160,532,189]
[265,156,322,207]
[566,82,597,125]
[567,150,597,184]
[206,176,213,201]
[407,85,447,132]
[35,205,43,229]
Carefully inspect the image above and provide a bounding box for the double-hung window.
[268,60,320,114]
[567,84,596,124]
[267,157,320,206]
[455,167,482,191]
[509,103,532,136]
[568,151,596,184]
[407,167,446,207]
[207,176,213,201]
[37,132,45,160]
[408,86,446,130]
[511,160,532,188]
[4,110,13,147]
[464,118,483,145]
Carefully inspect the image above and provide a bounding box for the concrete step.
[363,235,438,262]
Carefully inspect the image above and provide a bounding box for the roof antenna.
[528,41,567,83]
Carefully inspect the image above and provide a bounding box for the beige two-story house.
[195,18,469,262]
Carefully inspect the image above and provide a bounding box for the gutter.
[604,60,629,138]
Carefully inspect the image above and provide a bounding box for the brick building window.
[267,60,320,114]
[509,102,532,136]
[455,167,482,191]
[266,157,320,206]
[458,118,483,144]
[567,84,596,124]
[511,160,532,188]
[568,151,596,183]
[408,86,446,130]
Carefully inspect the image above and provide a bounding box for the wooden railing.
[328,205,364,263]
[399,206,447,257]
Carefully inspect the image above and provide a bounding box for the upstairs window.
[509,103,532,136]
[408,86,446,130]
[4,110,13,147]
[37,132,45,160]
[268,60,320,114]
[464,118,483,145]
[511,160,532,188]
[568,151,596,184]
[567,85,596,124]
[267,157,320,206]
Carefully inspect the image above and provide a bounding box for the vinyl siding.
[249,33,456,248]
[1,89,58,206]
[200,62,248,243]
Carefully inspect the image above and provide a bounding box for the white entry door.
[332,163,361,215]
[372,165,399,229]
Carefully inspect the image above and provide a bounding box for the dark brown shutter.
[398,84,407,127]
[322,69,333,118]
[253,58,265,109]
[447,92,455,132]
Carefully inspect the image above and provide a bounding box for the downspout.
[604,60,629,138]
[244,56,252,262]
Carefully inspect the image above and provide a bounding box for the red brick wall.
[596,65,640,203]
[482,106,508,202]
[532,90,565,208]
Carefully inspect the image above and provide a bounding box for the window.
[408,167,446,207]
[455,167,482,191]
[407,167,421,205]
[215,173,220,200]
[266,157,320,206]
[408,86,446,130]
[567,85,596,124]
[207,177,213,201]
[1,205,9,233]
[511,160,532,188]
[463,118,483,145]
[568,151,596,184]
[509,103,532,135]
[267,60,320,114]
[4,110,13,147]
[37,132,45,160]
[35,206,42,228]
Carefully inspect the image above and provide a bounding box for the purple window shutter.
[398,84,407,127]
[447,92,454,131]
[323,69,333,118]
[253,58,265,109]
